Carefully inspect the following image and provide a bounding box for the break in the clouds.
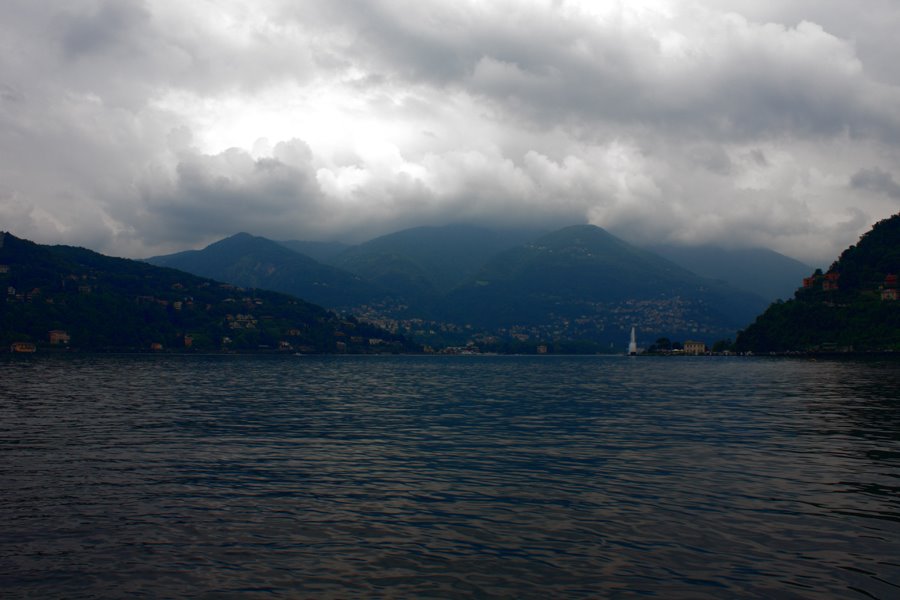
[2,0,900,264]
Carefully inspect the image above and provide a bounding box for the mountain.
[736,213,900,353]
[0,232,417,353]
[146,233,388,310]
[277,240,351,264]
[649,244,810,303]
[332,224,544,298]
[143,224,774,352]
[440,225,768,347]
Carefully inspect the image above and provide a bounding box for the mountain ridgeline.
[9,216,895,354]
[736,213,900,353]
[649,244,810,302]
[146,233,387,310]
[148,224,776,350]
[440,226,766,345]
[0,232,417,353]
[329,225,545,297]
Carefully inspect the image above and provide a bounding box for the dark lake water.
[1,354,899,598]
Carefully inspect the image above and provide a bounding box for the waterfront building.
[684,340,706,355]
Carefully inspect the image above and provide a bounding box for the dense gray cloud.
[1,0,899,264]
[851,168,900,200]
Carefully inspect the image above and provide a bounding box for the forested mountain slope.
[736,214,900,353]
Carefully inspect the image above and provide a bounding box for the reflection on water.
[1,355,899,598]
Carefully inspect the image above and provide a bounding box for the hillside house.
[227,314,257,329]
[48,330,70,345]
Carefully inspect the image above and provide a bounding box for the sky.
[2,0,900,265]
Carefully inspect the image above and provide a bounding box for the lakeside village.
[2,272,406,355]
[349,295,734,355]
[3,275,727,355]
[3,255,737,355]
[425,336,722,356]
[6,263,898,355]
[5,325,724,356]
[350,272,898,355]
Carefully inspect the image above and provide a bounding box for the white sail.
[628,327,637,355]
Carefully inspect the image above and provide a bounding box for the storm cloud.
[2,0,899,263]
[851,168,900,200]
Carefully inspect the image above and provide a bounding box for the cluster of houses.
[802,272,898,300]
[883,274,898,301]
[9,329,71,353]
[226,313,258,329]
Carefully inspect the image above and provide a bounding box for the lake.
[1,354,899,598]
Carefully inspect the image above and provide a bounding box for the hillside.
[440,225,767,346]
[277,239,351,264]
[0,232,417,353]
[147,233,388,310]
[141,224,776,352]
[736,213,900,353]
[650,244,810,303]
[332,224,543,297]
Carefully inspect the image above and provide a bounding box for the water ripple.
[1,355,899,598]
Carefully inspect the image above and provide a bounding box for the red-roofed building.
[48,330,70,345]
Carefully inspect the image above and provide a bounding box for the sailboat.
[628,327,637,356]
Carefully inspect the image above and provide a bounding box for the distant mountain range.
[9,218,891,354]
[439,225,766,347]
[327,225,544,296]
[277,240,352,264]
[148,223,792,350]
[0,232,417,353]
[649,244,810,302]
[147,232,388,310]
[737,213,900,353]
